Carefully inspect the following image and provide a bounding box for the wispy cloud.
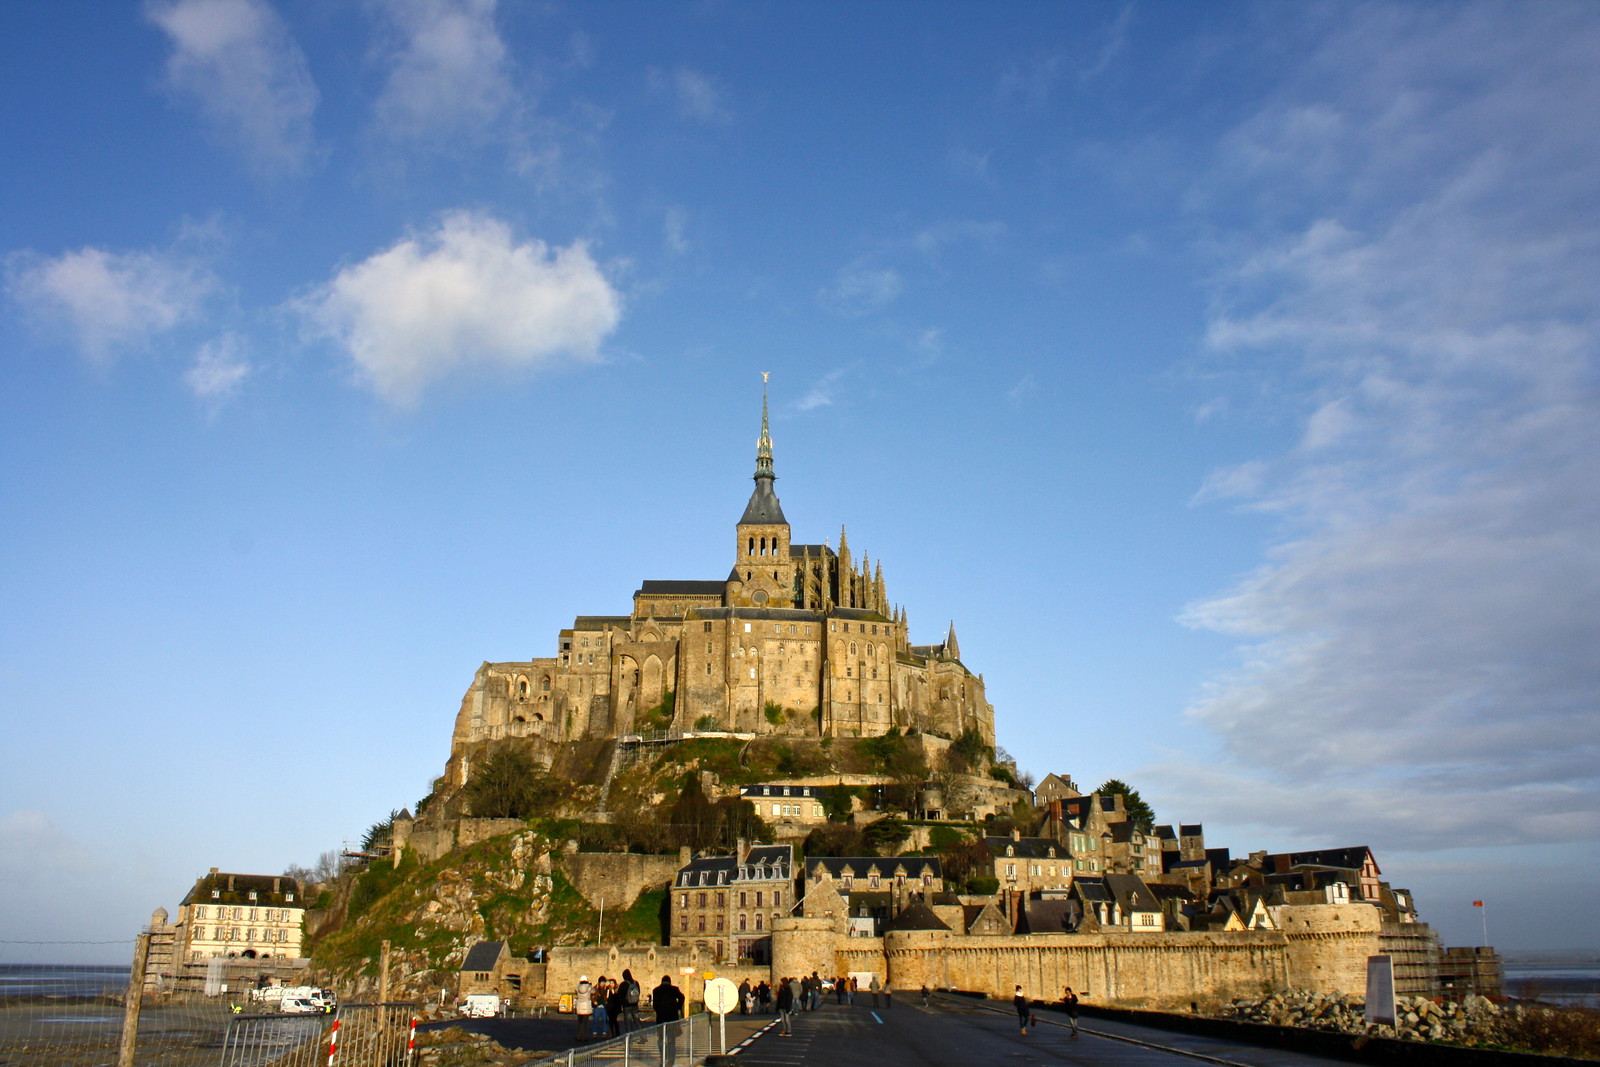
[793,369,847,413]
[185,332,251,403]
[663,206,689,255]
[6,245,215,363]
[1182,5,1600,851]
[369,0,515,142]
[298,210,621,406]
[145,0,319,178]
[819,263,902,317]
[820,220,1005,318]
[650,66,731,125]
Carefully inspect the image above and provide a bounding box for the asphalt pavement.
[728,994,1364,1067]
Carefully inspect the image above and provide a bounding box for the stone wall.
[1278,904,1384,995]
[558,852,680,912]
[900,930,1291,1008]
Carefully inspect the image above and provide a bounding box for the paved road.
[730,995,1361,1067]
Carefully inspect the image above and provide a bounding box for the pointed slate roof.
[739,384,788,526]
[884,901,951,932]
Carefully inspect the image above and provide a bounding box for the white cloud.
[663,206,689,255]
[185,332,251,401]
[650,66,731,125]
[794,369,846,413]
[819,264,903,317]
[300,210,621,406]
[6,245,214,362]
[370,0,514,140]
[145,0,319,177]
[1183,5,1600,853]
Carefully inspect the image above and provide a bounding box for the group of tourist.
[570,969,652,1040]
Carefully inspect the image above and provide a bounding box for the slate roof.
[884,902,951,932]
[983,836,1068,860]
[790,544,835,559]
[1072,877,1114,903]
[1017,897,1081,934]
[181,872,304,908]
[637,580,726,596]
[739,480,787,525]
[744,784,822,799]
[1266,846,1377,874]
[1153,824,1177,841]
[1146,883,1195,905]
[806,856,942,880]
[1205,847,1233,870]
[1178,824,1204,837]
[676,844,793,888]
[462,941,507,972]
[1105,874,1162,913]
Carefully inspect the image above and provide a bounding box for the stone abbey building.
[446,386,996,775]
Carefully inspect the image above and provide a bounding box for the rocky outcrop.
[1217,990,1505,1046]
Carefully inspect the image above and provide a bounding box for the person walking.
[920,984,931,1007]
[574,975,594,1041]
[1062,987,1080,1036]
[653,975,685,1066]
[738,978,752,1015]
[1014,984,1031,1035]
[869,974,880,1008]
[775,975,795,1036]
[846,974,856,1006]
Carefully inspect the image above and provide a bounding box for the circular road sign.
[703,977,739,1015]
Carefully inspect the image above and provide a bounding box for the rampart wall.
[558,853,679,912]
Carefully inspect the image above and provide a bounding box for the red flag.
[1472,901,1484,907]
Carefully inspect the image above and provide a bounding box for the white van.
[462,994,501,1018]
[280,996,320,1014]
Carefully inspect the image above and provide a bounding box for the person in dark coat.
[653,975,685,1065]
[775,975,795,1035]
[1014,984,1032,1035]
[1061,987,1080,1036]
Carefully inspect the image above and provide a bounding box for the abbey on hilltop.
[444,381,996,774]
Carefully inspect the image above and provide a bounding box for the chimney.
[736,837,749,864]
[273,877,281,893]
[1011,828,1021,842]
[228,874,235,891]
[678,845,692,867]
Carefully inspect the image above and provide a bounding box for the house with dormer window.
[670,842,793,963]
[983,830,1073,894]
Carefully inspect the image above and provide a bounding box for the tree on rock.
[465,747,559,819]
[1096,778,1155,832]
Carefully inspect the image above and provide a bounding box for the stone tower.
[727,381,797,609]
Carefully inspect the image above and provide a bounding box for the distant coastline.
[0,965,130,1002]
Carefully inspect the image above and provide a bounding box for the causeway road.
[727,994,1361,1067]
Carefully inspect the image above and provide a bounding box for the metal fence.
[519,1012,715,1067]
[218,1011,331,1067]
[0,995,418,1067]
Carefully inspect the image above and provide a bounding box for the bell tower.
[730,374,795,608]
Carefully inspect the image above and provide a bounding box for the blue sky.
[3,1,1596,962]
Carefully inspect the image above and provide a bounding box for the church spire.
[945,621,961,661]
[755,375,775,481]
[738,373,787,525]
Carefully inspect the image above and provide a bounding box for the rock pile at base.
[1217,991,1505,1046]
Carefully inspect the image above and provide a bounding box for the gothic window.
[747,538,754,556]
